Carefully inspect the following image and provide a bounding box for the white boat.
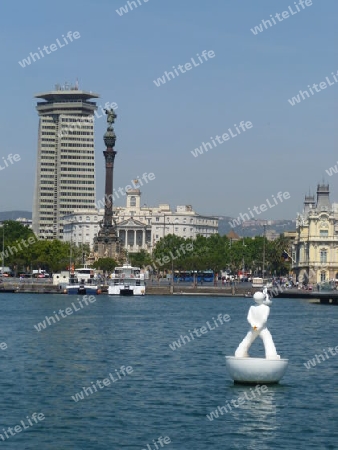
[66,276,100,295]
[108,263,146,296]
[66,266,100,295]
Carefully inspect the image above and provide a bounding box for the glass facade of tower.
[32,86,98,240]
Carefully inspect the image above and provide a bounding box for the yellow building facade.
[292,184,338,284]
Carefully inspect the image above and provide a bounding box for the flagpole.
[1,225,4,277]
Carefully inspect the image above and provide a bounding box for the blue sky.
[0,0,336,220]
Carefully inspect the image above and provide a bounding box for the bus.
[173,270,214,283]
[191,270,214,283]
[174,271,193,282]
[198,270,214,282]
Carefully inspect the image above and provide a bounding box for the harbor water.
[0,294,337,449]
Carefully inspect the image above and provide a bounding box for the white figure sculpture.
[235,287,280,359]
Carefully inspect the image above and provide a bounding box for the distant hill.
[0,211,295,238]
[218,217,296,237]
[0,211,32,221]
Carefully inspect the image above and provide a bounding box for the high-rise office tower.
[32,83,99,240]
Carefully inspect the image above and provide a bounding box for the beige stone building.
[63,189,219,253]
[292,184,338,284]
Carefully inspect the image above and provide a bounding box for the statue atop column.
[104,108,117,127]
[93,105,120,259]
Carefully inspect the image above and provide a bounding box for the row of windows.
[59,194,95,198]
[61,174,94,178]
[67,224,98,229]
[60,163,94,167]
[61,149,94,154]
[61,144,94,148]
[61,137,93,141]
[61,186,95,190]
[61,131,93,136]
[61,118,93,123]
[61,121,93,126]
[156,226,194,232]
[155,217,194,224]
[64,127,94,132]
[60,180,94,184]
[60,155,94,160]
[60,168,94,172]
[60,198,95,202]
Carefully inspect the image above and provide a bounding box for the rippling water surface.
[0,294,337,449]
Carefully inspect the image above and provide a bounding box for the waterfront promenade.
[2,279,338,303]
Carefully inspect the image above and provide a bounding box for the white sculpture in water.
[225,287,288,384]
[235,287,280,359]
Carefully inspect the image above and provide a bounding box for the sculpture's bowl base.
[225,356,288,384]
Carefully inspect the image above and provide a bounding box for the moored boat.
[108,263,146,296]
[66,266,100,295]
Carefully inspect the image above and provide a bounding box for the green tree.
[0,221,37,269]
[129,250,152,268]
[92,258,117,273]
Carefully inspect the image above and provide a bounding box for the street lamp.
[263,223,266,280]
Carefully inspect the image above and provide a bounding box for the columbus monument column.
[94,108,120,258]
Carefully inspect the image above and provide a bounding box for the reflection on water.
[232,385,277,449]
